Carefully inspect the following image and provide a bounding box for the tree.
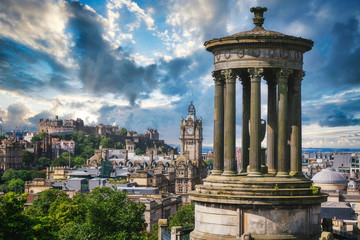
[7,178,25,193]
[31,132,46,144]
[22,150,35,167]
[135,148,144,155]
[168,203,195,230]
[120,127,127,135]
[25,189,71,217]
[205,159,213,169]
[34,157,51,170]
[116,141,124,149]
[0,192,36,240]
[2,169,32,182]
[61,187,147,240]
[100,137,114,148]
[72,156,85,168]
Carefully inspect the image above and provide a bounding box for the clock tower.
[180,101,203,164]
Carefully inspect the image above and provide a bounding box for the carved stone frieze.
[213,48,303,63]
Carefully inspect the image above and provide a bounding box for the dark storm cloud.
[323,18,360,87]
[0,37,70,93]
[28,110,53,126]
[319,110,360,127]
[66,1,157,105]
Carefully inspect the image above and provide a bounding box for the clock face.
[186,127,194,135]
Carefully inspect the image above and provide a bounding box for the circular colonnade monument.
[190,7,327,240]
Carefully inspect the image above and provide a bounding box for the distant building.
[0,138,22,171]
[176,102,207,204]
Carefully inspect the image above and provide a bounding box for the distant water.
[302,148,360,153]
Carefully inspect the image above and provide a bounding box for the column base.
[276,171,290,177]
[268,168,277,175]
[247,171,263,177]
[212,170,224,175]
[222,170,237,176]
[289,171,306,178]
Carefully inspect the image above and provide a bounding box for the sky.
[0,0,359,148]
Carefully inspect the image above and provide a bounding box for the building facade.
[176,102,207,204]
[0,138,22,171]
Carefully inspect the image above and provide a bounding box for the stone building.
[0,138,22,171]
[190,7,327,239]
[33,133,52,160]
[176,102,207,204]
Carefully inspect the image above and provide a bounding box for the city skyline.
[0,0,359,148]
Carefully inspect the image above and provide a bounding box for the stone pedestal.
[190,176,327,240]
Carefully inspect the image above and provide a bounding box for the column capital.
[221,69,236,84]
[292,70,305,84]
[277,68,293,83]
[212,71,224,85]
[248,68,264,82]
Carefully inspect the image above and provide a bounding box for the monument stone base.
[190,175,327,240]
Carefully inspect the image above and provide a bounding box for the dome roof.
[312,168,347,184]
[204,7,313,52]
[186,101,197,121]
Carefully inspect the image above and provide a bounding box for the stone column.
[212,71,224,175]
[222,69,237,176]
[247,67,263,176]
[240,73,250,173]
[265,74,277,174]
[290,70,305,177]
[276,69,293,177]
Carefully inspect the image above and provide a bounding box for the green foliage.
[34,157,51,170]
[0,169,45,193]
[22,150,35,167]
[7,178,25,193]
[31,132,46,144]
[72,156,85,168]
[168,203,195,230]
[205,159,213,169]
[0,192,36,240]
[1,169,44,183]
[274,184,279,190]
[147,223,158,240]
[135,148,144,155]
[120,127,127,135]
[100,136,114,148]
[26,189,71,217]
[20,187,147,240]
[310,185,319,195]
[116,141,124,149]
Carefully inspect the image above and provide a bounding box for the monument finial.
[250,6,267,29]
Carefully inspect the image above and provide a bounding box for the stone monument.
[190,7,327,240]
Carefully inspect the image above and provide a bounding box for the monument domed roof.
[204,6,313,52]
[312,168,347,184]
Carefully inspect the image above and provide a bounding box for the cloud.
[0,0,71,64]
[66,1,158,105]
[164,0,231,57]
[0,37,71,94]
[319,110,360,127]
